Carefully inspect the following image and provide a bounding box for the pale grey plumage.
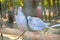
[16,7,28,30]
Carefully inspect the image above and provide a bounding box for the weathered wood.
[0,28,60,40]
[0,28,24,36]
[23,31,60,40]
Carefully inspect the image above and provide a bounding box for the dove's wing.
[28,17,48,31]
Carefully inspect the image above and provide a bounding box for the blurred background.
[0,0,60,40]
[0,0,60,22]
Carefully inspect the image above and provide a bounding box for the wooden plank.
[0,28,60,40]
[0,28,24,36]
[23,31,60,40]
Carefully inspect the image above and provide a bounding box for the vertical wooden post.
[1,25,3,40]
[0,17,3,40]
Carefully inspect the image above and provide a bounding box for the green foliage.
[0,0,4,2]
[50,0,53,7]
[1,0,4,9]
[18,0,24,7]
[1,0,24,9]
[44,0,49,9]
[44,0,54,9]
[6,1,11,8]
[58,0,60,6]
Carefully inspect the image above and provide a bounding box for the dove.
[27,16,49,31]
[16,7,28,31]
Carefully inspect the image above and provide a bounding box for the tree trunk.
[23,0,37,16]
[57,0,60,16]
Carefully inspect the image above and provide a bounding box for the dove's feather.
[27,16,49,31]
[16,7,28,30]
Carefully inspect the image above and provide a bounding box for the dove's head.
[17,7,24,16]
[18,7,22,11]
[27,16,32,21]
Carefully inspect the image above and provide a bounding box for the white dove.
[16,7,28,31]
[27,16,49,31]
